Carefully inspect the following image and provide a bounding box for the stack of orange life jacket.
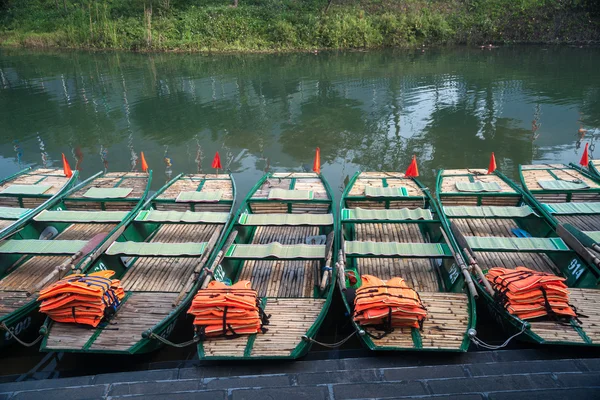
[353,275,427,333]
[486,266,576,320]
[188,280,269,340]
[39,270,125,327]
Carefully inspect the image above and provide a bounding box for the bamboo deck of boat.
[64,172,148,211]
[520,164,600,203]
[0,172,149,326]
[155,174,233,212]
[44,174,232,352]
[438,169,519,206]
[199,172,331,359]
[345,172,470,351]
[0,168,70,208]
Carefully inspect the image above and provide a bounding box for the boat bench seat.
[267,189,313,200]
[342,207,432,222]
[83,187,133,199]
[225,243,325,259]
[0,184,52,196]
[465,236,569,252]
[542,202,600,215]
[106,241,207,257]
[34,210,129,223]
[239,213,333,226]
[344,241,452,257]
[454,182,502,192]
[135,210,229,224]
[537,180,589,190]
[444,205,535,218]
[364,186,409,197]
[0,206,30,220]
[176,191,223,203]
[0,239,87,255]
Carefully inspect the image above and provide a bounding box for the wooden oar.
[449,222,494,295]
[27,232,108,296]
[336,249,346,292]
[173,230,237,307]
[75,222,129,273]
[319,231,335,291]
[557,224,600,268]
[440,227,478,299]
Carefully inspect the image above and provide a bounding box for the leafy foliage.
[0,0,598,51]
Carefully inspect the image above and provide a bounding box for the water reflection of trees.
[0,47,598,181]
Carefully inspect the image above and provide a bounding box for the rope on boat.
[146,331,200,348]
[0,323,43,348]
[301,330,357,348]
[468,322,528,350]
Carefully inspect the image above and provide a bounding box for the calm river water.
[0,46,599,377]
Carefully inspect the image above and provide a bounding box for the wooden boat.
[194,172,336,360]
[339,171,475,352]
[519,164,600,278]
[0,171,151,348]
[40,173,235,354]
[437,168,600,346]
[0,168,77,238]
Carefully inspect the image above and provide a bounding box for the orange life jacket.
[486,266,575,321]
[353,275,427,330]
[188,280,269,339]
[39,270,125,327]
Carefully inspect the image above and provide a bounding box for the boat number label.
[94,262,108,272]
[160,321,176,339]
[448,263,460,285]
[567,259,584,281]
[214,265,225,282]
[4,317,31,341]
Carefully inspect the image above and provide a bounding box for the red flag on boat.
[62,153,73,178]
[580,143,590,167]
[487,152,497,174]
[313,147,321,174]
[212,152,222,170]
[140,152,149,173]
[405,155,419,177]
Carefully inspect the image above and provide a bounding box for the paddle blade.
[487,152,497,174]
[563,223,597,248]
[62,153,73,178]
[405,155,419,177]
[312,147,321,174]
[580,143,590,167]
[556,224,599,268]
[79,232,109,256]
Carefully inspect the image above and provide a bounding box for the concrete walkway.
[0,349,598,399]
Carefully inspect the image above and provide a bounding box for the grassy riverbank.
[0,0,599,52]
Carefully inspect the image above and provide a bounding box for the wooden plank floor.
[251,226,319,245]
[367,292,468,350]
[0,223,115,292]
[356,258,439,292]
[238,259,317,297]
[556,215,600,231]
[0,291,30,315]
[201,298,325,358]
[121,224,222,292]
[452,218,519,237]
[473,251,557,274]
[45,293,179,351]
[354,223,423,243]
[89,293,179,351]
[515,289,600,345]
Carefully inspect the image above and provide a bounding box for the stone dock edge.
[0,348,598,399]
